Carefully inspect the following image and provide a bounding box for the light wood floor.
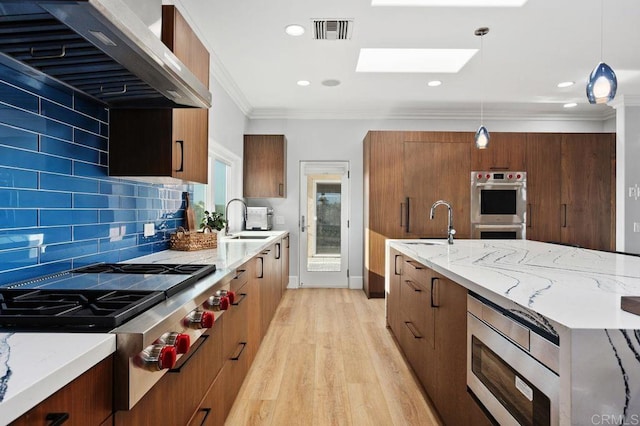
[225,289,442,426]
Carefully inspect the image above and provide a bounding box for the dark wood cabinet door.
[243,135,286,198]
[109,6,209,184]
[12,357,113,426]
[433,275,469,426]
[561,133,615,250]
[162,5,210,88]
[404,141,471,238]
[472,132,526,171]
[526,133,562,243]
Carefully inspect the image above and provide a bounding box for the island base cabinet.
[387,258,494,426]
[11,356,113,426]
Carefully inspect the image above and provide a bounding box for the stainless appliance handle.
[474,182,525,188]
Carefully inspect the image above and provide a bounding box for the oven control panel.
[473,171,525,182]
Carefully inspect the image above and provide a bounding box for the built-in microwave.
[471,171,526,225]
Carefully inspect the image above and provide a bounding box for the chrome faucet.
[430,200,456,244]
[224,198,247,235]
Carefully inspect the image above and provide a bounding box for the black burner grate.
[0,290,165,331]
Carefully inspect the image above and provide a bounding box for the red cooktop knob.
[201,311,215,328]
[227,291,236,304]
[174,333,190,354]
[477,173,482,179]
[159,345,177,370]
[486,174,491,179]
[220,296,230,311]
[517,173,522,179]
[508,174,513,179]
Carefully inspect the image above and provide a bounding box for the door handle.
[175,140,184,172]
[405,197,411,233]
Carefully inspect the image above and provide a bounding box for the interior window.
[192,157,230,228]
[214,159,228,215]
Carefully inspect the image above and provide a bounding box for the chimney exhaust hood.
[0,0,212,108]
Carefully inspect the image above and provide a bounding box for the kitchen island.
[388,239,640,425]
[0,230,288,425]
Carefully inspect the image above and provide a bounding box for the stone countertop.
[0,333,115,425]
[388,239,640,330]
[0,230,288,424]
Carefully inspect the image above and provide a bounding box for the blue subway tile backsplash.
[0,62,190,286]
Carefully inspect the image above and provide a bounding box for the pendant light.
[586,0,617,104]
[474,27,490,149]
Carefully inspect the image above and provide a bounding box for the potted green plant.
[201,210,227,231]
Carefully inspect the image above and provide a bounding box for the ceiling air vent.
[312,19,353,40]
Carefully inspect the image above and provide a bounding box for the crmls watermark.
[591,414,640,425]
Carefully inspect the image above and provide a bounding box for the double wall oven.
[471,171,527,239]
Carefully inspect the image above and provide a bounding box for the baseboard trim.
[287,276,299,289]
[349,276,363,290]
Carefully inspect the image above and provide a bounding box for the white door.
[299,161,349,287]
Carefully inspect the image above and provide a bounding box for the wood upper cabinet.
[472,132,526,171]
[243,135,287,198]
[404,139,471,238]
[12,357,113,426]
[109,5,210,184]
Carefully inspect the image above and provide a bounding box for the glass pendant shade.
[475,125,490,149]
[586,61,617,104]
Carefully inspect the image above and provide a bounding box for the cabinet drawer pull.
[394,254,402,275]
[169,334,209,373]
[231,342,247,361]
[196,408,211,426]
[431,277,440,308]
[276,242,281,259]
[176,140,184,172]
[285,236,290,248]
[279,183,284,196]
[234,269,247,281]
[257,257,264,278]
[562,204,567,228]
[404,321,422,339]
[232,293,248,306]
[405,260,424,270]
[403,279,421,292]
[46,413,69,426]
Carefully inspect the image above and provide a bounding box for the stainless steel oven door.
[471,172,526,224]
[467,313,559,426]
[471,223,525,240]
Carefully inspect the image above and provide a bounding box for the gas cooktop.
[3,263,217,297]
[0,263,217,331]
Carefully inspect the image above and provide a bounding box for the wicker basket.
[169,226,217,251]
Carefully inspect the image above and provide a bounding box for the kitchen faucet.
[430,200,456,244]
[224,198,248,235]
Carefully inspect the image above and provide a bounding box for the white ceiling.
[176,0,640,120]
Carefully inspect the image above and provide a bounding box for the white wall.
[245,117,606,288]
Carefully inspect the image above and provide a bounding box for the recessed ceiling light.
[356,48,476,73]
[371,0,528,6]
[297,80,311,86]
[557,81,575,88]
[563,102,578,108]
[427,80,442,87]
[285,24,305,36]
[321,79,341,87]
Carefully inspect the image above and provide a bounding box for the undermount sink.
[226,235,271,240]
[404,240,447,246]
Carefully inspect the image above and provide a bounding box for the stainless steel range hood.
[0,0,212,108]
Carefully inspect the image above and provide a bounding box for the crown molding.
[609,95,640,109]
[247,107,613,122]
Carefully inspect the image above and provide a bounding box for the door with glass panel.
[299,161,349,288]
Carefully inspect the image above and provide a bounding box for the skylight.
[356,48,477,73]
[371,0,528,6]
